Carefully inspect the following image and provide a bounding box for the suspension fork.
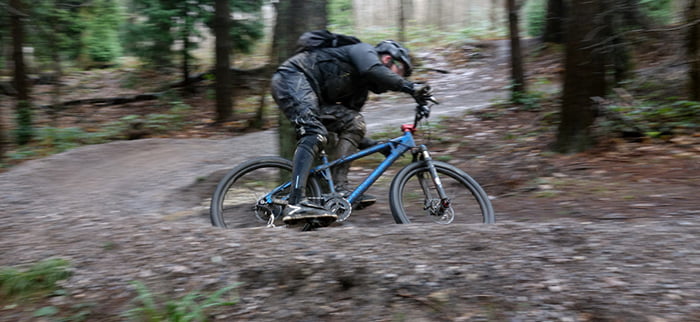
[413,145,451,213]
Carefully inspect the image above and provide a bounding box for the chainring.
[324,197,353,222]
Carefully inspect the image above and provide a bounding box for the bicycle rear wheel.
[210,156,321,228]
[389,161,494,224]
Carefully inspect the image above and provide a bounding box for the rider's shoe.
[337,188,377,210]
[282,199,337,224]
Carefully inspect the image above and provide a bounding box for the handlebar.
[413,95,439,127]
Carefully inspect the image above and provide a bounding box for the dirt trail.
[2,41,699,321]
[1,134,276,216]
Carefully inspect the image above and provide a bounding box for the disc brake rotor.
[432,207,454,224]
[426,199,454,224]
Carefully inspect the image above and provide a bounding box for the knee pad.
[297,134,327,155]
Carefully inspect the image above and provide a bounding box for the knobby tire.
[389,161,495,224]
[210,156,321,228]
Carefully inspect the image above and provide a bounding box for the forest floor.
[0,39,699,321]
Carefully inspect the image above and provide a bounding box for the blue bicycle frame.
[260,123,419,210]
[309,123,420,205]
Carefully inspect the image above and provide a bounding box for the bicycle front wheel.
[210,156,321,228]
[389,161,495,224]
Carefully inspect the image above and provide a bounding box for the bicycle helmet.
[375,40,412,77]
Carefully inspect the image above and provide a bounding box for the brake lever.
[414,95,439,107]
[426,95,439,105]
[414,95,439,124]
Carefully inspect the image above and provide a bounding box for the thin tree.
[214,0,233,122]
[10,0,28,103]
[490,0,503,30]
[687,0,700,100]
[0,93,4,162]
[542,0,566,43]
[270,0,327,160]
[507,0,526,96]
[1,2,9,159]
[180,1,195,92]
[10,0,32,145]
[554,0,607,153]
[398,0,407,43]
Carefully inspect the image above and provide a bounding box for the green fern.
[125,281,239,322]
[0,258,71,299]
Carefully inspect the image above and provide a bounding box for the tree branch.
[40,93,163,110]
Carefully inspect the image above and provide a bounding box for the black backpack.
[295,30,361,53]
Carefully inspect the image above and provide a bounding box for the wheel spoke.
[210,157,322,228]
[390,161,494,224]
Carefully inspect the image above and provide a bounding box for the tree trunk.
[11,0,32,146]
[45,9,63,125]
[554,0,607,153]
[605,1,630,86]
[687,0,700,101]
[182,35,191,92]
[507,0,526,95]
[10,0,28,102]
[436,0,444,30]
[214,0,233,122]
[542,0,566,43]
[398,0,407,43]
[490,0,503,30]
[271,0,327,160]
[0,94,5,162]
[182,3,193,94]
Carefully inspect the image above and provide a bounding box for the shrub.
[15,100,34,146]
[0,258,71,299]
[125,281,239,322]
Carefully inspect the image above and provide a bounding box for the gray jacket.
[278,43,414,110]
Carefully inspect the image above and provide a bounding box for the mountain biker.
[271,36,432,224]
